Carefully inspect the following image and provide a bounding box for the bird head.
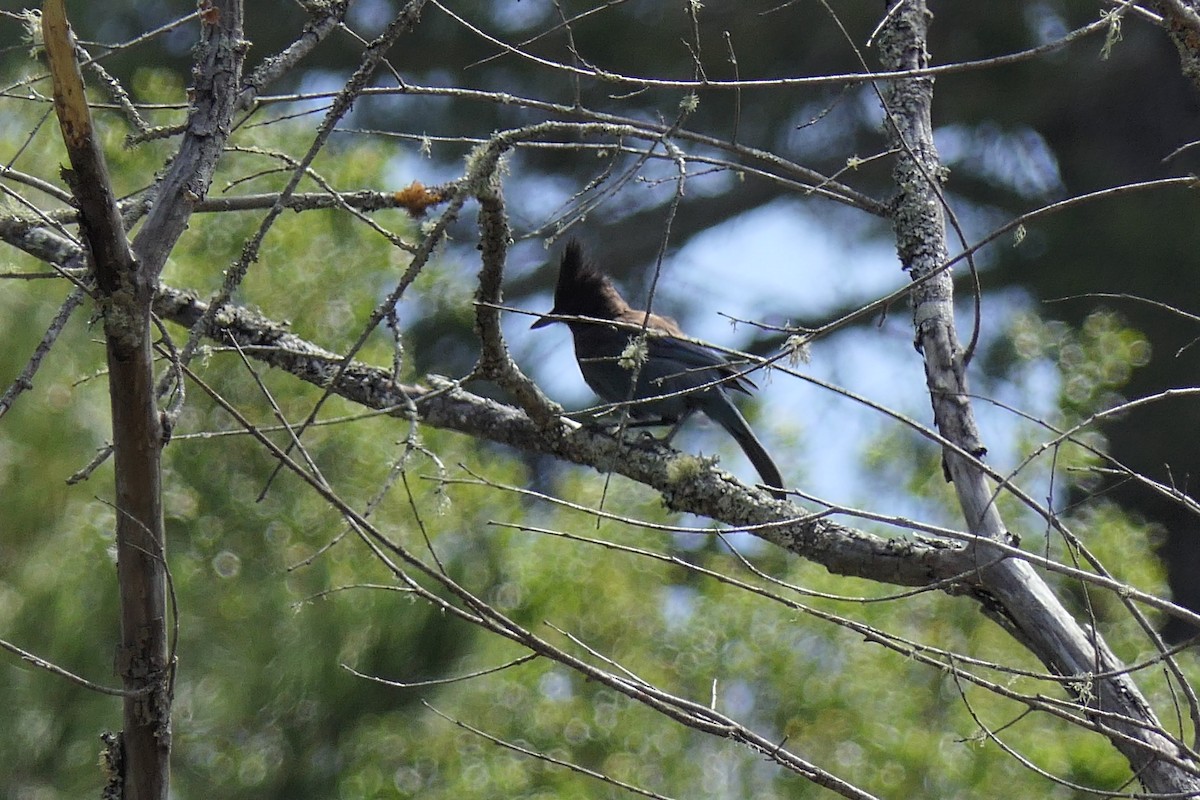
[531,240,628,328]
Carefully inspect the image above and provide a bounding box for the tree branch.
[40,1,176,796]
[151,281,965,588]
[130,0,245,277]
[878,0,1200,791]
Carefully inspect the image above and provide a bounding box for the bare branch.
[130,0,245,276]
[41,0,184,795]
[878,0,1200,791]
[236,0,351,111]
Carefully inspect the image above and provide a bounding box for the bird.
[531,240,786,499]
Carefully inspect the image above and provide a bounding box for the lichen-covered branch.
[151,281,964,588]
[878,0,1200,790]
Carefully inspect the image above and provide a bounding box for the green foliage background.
[0,48,1193,800]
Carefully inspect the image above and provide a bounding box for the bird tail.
[703,396,786,500]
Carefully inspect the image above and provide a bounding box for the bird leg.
[575,409,692,444]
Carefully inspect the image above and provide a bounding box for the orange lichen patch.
[200,0,221,25]
[393,181,447,217]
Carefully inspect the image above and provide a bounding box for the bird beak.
[530,313,555,329]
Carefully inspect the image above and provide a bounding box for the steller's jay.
[531,241,786,499]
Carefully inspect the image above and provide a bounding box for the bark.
[1154,0,1200,91]
[42,2,168,797]
[879,0,1200,792]
[40,1,244,796]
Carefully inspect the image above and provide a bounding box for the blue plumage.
[532,241,785,499]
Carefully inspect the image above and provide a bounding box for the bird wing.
[643,333,756,395]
